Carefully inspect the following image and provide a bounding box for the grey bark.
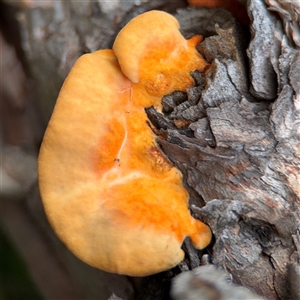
[149,4,300,300]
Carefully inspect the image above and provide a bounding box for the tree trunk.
[1,0,299,299]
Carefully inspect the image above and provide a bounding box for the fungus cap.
[113,10,180,83]
[39,11,211,277]
[113,10,208,108]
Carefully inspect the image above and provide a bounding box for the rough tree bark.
[2,0,299,299]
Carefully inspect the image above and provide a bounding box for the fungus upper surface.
[38,10,211,276]
[113,10,209,107]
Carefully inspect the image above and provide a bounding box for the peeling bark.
[147,4,300,300]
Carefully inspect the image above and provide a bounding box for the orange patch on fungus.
[38,11,211,276]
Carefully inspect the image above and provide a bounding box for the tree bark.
[2,0,299,299]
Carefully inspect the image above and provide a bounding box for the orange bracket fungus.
[38,10,211,276]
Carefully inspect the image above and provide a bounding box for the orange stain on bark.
[187,0,249,25]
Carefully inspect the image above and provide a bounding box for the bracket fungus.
[38,10,211,276]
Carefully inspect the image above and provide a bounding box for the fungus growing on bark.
[38,10,211,276]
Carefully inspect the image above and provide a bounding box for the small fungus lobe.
[38,10,211,276]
